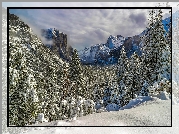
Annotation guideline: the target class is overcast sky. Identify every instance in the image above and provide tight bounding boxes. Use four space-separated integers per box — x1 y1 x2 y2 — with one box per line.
4 2 176 50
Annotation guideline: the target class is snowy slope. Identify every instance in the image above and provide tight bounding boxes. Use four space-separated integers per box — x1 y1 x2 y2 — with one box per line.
22 96 171 127
9 98 176 134
3 93 178 134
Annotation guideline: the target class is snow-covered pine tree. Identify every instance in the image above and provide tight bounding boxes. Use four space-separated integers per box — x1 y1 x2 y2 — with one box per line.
117 46 131 106
138 53 149 96
9 47 39 126
154 9 171 82
103 90 110 107
141 9 170 86
25 72 39 124
82 65 94 100
166 10 172 82
118 80 130 107
69 49 85 98
166 10 172 51
128 52 140 99
60 62 71 98
156 10 171 82
142 9 158 85
139 80 149 96
117 46 129 82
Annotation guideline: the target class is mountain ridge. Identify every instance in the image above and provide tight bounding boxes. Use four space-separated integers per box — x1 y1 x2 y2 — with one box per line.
78 16 171 66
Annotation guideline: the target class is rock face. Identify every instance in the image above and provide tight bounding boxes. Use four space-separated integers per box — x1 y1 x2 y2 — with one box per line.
79 16 171 66
79 34 142 66
9 14 64 71
41 28 73 61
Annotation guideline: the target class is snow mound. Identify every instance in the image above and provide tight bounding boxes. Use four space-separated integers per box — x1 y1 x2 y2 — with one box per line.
36 113 48 123
120 96 157 110
95 103 102 110
96 107 107 113
106 103 120 111
158 91 170 100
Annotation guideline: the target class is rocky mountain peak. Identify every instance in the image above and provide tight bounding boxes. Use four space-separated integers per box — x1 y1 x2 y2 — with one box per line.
41 28 73 61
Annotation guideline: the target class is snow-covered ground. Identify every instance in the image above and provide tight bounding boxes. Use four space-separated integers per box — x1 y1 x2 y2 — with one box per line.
29 98 171 126
12 95 178 134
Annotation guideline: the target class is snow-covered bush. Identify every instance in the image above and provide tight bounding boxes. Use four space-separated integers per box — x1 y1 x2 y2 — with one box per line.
94 99 104 111
148 86 155 94
38 96 96 122
96 107 107 113
157 78 171 94
120 96 154 110
37 113 48 123
83 99 95 115
148 80 171 100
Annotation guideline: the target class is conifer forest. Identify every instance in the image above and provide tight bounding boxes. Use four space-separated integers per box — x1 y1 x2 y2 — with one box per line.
8 8 172 126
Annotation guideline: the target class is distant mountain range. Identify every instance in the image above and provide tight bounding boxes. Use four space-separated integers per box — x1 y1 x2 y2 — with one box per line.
34 11 177 66
78 16 171 66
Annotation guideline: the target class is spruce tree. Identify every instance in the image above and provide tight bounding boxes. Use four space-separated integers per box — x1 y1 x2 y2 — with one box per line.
139 80 149 96
138 53 149 96
128 52 140 99
142 9 170 86
60 62 71 98
118 80 130 107
117 46 129 82
9 48 39 126
69 49 85 98
143 9 158 85
160 10 171 82
154 9 170 82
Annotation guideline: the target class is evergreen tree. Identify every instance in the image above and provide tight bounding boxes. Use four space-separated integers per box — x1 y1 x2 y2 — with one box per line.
139 80 149 96
118 80 130 107
138 53 149 95
142 9 170 85
69 49 85 98
154 9 170 81
9 48 39 126
128 52 140 99
103 85 111 107
117 46 129 82
160 10 171 82
142 9 158 85
60 62 71 98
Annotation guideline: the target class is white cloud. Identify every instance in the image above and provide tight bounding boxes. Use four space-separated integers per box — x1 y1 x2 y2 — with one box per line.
6 2 174 50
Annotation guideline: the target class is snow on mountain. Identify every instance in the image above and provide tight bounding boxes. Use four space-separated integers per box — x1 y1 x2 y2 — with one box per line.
106 35 125 49
79 34 125 65
79 15 171 66
41 28 73 61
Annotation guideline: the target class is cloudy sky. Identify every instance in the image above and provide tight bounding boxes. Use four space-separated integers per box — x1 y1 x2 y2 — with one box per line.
3 2 176 50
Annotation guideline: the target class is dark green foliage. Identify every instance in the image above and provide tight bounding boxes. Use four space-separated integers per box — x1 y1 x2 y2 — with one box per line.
9 9 171 126
69 49 85 97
